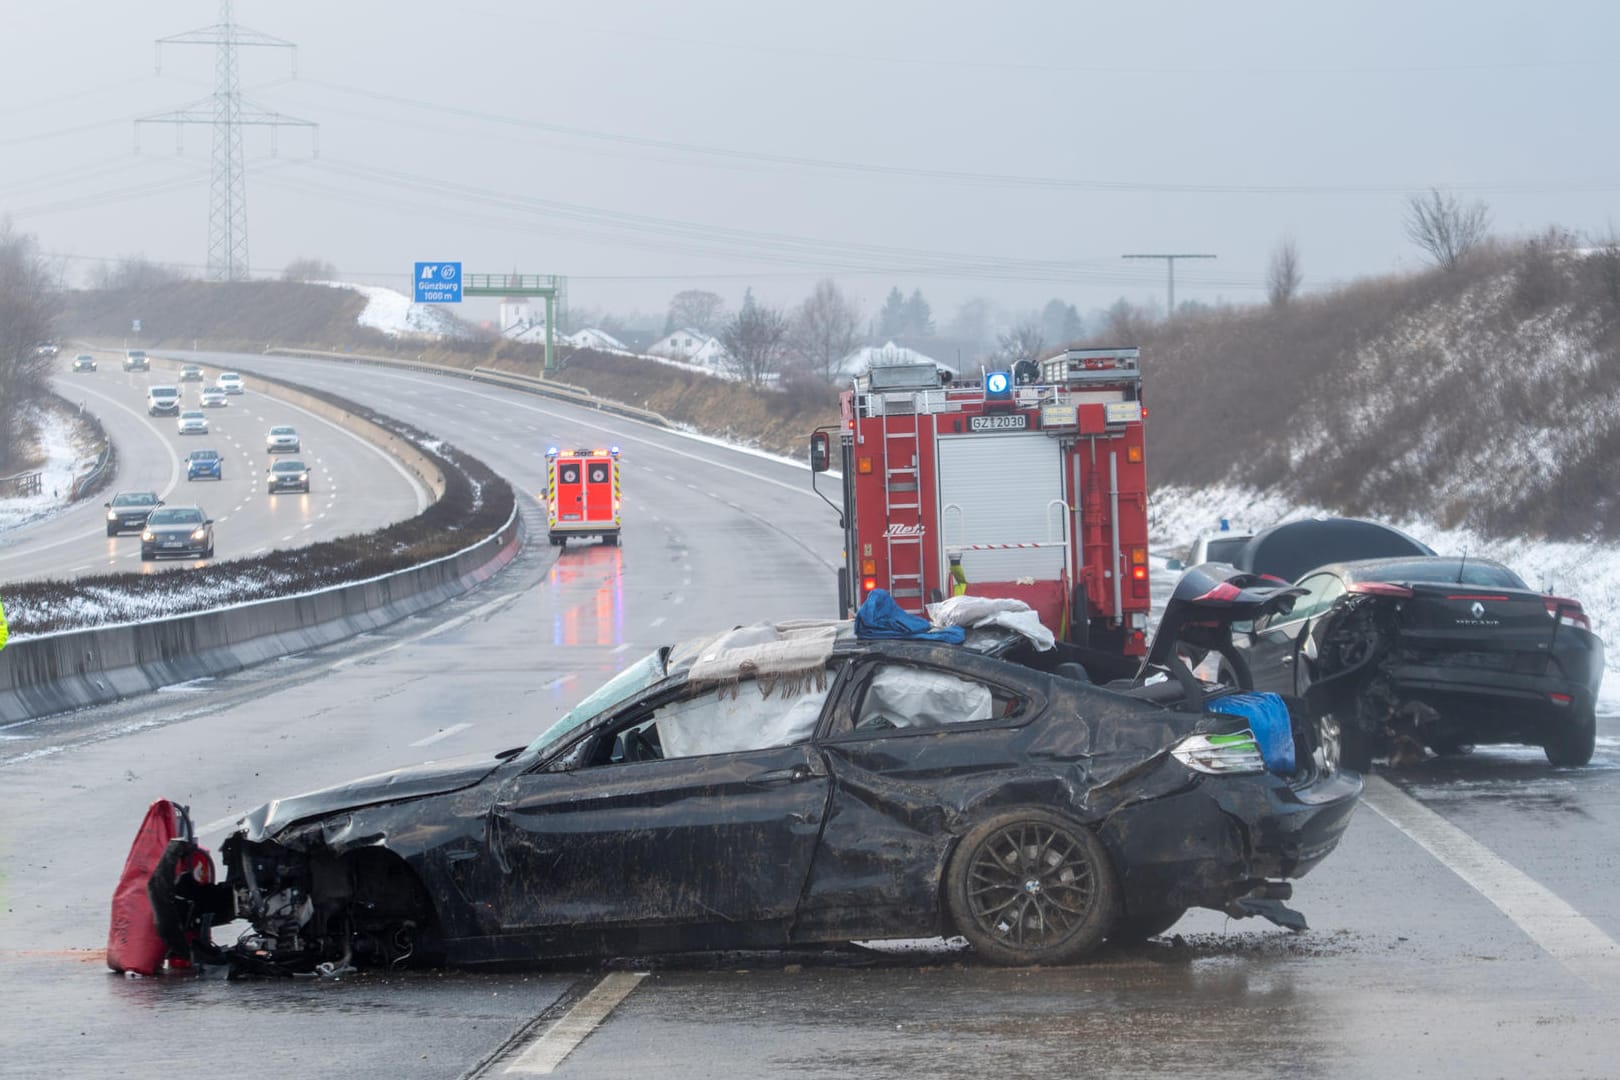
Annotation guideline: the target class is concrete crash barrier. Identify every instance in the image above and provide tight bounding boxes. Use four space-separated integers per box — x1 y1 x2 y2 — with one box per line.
261 347 672 429
0 506 520 723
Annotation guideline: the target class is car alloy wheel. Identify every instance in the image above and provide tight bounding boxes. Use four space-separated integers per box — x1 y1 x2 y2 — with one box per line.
946 808 1117 965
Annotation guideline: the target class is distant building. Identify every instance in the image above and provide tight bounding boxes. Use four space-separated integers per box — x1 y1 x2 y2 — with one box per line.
565 328 628 352
498 298 549 343
648 328 717 361
839 340 951 379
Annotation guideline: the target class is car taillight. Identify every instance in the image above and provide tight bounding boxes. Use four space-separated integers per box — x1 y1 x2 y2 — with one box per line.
1348 581 1414 598
1195 581 1242 603
1544 597 1590 631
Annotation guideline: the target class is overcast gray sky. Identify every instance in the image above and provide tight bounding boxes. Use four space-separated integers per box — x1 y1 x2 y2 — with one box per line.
4 0 1617 328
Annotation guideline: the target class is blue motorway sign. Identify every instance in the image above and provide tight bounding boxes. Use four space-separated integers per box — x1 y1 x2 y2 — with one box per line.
413 261 462 303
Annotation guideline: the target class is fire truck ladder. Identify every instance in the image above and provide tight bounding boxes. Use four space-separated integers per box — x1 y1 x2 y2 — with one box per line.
881 402 926 613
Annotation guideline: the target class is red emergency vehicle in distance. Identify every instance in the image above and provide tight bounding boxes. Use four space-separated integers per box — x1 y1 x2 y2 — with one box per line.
810 348 1151 656
546 446 621 547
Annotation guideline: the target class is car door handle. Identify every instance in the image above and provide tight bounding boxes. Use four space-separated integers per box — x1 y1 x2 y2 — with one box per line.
1280 655 1294 665
753 765 815 785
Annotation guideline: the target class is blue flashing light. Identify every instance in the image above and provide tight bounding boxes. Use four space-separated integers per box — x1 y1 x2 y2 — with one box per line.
546 446 560 457
985 370 1012 399
610 445 621 456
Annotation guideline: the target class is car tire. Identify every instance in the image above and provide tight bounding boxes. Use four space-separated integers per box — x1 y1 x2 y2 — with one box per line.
204 542 214 559
944 808 1118 966
106 525 118 537
1108 904 1188 944
140 548 153 562
1544 707 1596 767
1338 722 1374 772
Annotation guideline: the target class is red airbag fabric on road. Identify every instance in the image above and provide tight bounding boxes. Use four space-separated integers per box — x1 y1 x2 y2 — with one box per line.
107 799 210 975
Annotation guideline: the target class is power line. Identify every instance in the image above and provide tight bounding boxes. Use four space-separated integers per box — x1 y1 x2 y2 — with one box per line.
1122 254 1218 316
137 0 316 282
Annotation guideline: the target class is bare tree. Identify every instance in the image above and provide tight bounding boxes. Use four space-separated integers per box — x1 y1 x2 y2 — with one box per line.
89 255 186 290
789 279 862 380
995 320 1046 364
1267 236 1303 307
0 222 61 471
665 289 726 334
719 290 791 385
1403 188 1491 270
282 257 338 281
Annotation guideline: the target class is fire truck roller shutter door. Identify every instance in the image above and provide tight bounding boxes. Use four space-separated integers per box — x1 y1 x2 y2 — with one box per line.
935 434 1065 585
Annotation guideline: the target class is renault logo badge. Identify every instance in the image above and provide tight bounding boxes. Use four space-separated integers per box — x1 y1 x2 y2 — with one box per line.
1470 601 1485 619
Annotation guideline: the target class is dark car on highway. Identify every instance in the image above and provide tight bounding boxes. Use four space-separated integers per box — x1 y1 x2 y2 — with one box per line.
104 491 162 536
186 449 223 481
140 505 214 561
71 353 97 373
152 573 1359 976
1241 556 1603 768
266 459 310 494
123 349 149 372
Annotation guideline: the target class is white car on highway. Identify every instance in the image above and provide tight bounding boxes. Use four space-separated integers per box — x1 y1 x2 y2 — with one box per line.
200 386 228 407
266 425 301 453
218 372 245 394
177 411 209 435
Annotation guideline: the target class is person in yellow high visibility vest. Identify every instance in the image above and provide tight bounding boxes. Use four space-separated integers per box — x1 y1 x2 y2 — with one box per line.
949 554 968 597
0 596 8 651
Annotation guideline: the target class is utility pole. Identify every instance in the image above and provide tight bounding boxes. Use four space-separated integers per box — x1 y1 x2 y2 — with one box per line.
138 0 317 282
1121 253 1216 320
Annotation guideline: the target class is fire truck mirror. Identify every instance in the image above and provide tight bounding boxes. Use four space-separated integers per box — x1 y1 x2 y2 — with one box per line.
809 432 831 473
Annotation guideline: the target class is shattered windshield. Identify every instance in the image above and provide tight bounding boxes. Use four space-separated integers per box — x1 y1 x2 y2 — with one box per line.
524 649 667 758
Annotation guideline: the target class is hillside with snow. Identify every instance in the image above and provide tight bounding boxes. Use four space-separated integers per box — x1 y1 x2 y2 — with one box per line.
1135 238 1620 542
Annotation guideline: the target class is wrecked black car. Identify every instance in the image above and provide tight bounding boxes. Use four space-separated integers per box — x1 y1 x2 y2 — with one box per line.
161 572 1360 974
1242 556 1604 768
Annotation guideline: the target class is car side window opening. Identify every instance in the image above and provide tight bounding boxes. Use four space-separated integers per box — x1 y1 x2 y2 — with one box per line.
850 665 1020 734
1266 573 1341 628
592 675 833 766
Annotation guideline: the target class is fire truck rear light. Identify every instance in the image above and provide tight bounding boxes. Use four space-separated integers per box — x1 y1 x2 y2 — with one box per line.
861 559 876 575
862 577 878 593
1132 580 1149 598
1127 445 1143 463
1131 565 1147 581
1130 547 1146 565
857 457 873 475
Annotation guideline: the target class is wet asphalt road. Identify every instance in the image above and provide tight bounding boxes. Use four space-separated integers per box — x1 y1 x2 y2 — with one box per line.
2 353 1618 1079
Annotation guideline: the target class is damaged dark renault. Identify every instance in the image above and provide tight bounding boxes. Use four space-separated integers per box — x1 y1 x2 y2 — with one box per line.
161 572 1361 974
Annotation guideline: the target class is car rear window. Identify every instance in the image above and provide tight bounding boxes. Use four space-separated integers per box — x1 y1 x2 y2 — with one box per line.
113 493 157 507
1364 559 1526 589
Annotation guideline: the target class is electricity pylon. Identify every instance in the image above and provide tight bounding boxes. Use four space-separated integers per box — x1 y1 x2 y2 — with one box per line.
138 0 317 282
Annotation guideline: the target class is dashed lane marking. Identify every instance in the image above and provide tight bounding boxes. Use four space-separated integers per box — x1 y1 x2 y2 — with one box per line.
503 972 647 1075
648 616 666 628
1362 775 1620 993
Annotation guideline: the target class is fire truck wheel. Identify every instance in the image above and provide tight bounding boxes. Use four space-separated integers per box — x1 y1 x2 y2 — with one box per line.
603 533 619 547
548 534 564 547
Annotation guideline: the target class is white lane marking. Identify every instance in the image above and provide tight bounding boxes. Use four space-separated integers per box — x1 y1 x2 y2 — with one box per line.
671 595 685 606
330 591 522 669
648 616 666 628
1362 775 1620 993
611 642 634 654
541 675 577 690
67 564 90 572
504 972 647 1075
198 814 243 838
410 722 473 747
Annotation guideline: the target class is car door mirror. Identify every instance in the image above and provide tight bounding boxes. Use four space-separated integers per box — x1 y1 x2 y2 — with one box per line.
1165 558 1185 572
809 431 831 473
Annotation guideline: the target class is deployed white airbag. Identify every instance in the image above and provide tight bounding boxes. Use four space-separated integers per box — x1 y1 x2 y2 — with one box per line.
860 667 992 730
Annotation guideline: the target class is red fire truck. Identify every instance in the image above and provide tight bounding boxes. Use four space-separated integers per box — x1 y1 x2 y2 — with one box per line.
810 348 1151 655
546 446 622 547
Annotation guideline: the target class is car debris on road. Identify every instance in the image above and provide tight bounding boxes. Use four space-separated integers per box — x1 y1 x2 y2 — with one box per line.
120 572 1360 977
